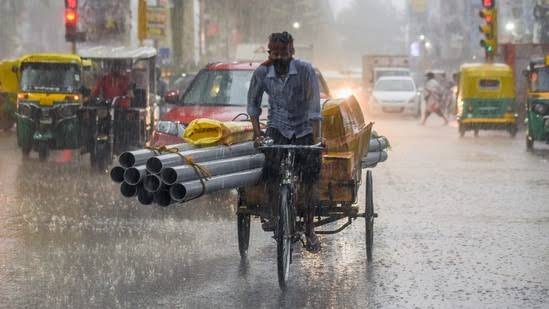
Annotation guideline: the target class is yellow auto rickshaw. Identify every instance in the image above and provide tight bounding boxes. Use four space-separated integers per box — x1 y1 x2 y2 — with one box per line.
0 58 20 131
456 63 518 137
14 53 87 160
524 56 549 150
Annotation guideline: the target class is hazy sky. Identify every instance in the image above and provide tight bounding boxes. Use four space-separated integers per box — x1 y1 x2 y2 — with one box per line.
329 0 405 17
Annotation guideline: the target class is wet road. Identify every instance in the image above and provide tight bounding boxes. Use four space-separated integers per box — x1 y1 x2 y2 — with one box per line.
0 117 548 308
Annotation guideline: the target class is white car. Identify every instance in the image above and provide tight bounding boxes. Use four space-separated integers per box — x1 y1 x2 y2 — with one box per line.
369 76 420 116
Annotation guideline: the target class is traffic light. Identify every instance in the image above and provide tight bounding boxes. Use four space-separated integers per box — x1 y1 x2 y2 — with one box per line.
64 0 78 42
482 0 495 9
479 0 497 59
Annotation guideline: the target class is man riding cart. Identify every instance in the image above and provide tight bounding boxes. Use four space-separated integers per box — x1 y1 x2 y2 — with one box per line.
79 46 158 170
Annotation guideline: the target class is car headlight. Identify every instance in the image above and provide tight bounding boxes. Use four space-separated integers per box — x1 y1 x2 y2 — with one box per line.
334 88 353 99
156 120 185 136
534 103 549 115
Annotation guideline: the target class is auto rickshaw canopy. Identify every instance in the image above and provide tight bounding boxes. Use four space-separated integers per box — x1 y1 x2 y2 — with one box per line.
78 46 157 61
18 53 84 65
458 63 515 99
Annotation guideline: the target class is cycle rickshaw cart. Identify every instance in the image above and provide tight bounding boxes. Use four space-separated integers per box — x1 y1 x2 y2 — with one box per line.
236 96 379 289
78 46 158 170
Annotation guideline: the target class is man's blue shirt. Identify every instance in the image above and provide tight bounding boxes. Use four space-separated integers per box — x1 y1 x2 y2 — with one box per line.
247 59 321 139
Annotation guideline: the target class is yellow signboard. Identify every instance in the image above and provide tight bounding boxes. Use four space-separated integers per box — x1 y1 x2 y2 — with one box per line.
411 0 427 13
138 0 169 41
146 6 168 40
138 0 147 42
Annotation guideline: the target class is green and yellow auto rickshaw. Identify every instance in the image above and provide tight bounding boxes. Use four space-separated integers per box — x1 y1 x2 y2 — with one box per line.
0 59 19 131
524 56 549 150
14 53 86 160
456 63 518 137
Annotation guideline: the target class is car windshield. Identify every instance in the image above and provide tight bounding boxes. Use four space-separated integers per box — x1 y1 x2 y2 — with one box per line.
20 63 80 93
182 70 262 106
374 79 415 92
530 67 549 92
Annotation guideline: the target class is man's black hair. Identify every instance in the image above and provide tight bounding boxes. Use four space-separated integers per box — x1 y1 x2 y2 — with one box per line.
268 31 293 45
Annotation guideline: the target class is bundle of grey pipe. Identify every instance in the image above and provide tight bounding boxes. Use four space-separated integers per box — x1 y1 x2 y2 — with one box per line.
110 142 264 207
362 136 390 168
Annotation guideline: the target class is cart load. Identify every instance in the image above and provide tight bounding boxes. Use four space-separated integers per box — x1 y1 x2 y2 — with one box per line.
182 118 255 146
109 95 390 207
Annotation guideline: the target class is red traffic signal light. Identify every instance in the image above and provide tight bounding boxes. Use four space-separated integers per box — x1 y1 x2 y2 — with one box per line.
479 9 494 24
65 0 77 9
482 0 495 8
65 8 77 26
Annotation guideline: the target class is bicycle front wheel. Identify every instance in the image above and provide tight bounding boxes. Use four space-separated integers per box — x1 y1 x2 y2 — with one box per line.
277 185 292 290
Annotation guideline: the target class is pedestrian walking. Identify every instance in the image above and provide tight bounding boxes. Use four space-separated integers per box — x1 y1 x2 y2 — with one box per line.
422 72 448 125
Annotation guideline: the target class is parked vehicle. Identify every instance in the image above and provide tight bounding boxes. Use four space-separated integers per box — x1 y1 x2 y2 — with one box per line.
524 56 549 149
12 53 87 160
456 63 518 137
369 76 420 116
362 54 410 90
151 61 331 146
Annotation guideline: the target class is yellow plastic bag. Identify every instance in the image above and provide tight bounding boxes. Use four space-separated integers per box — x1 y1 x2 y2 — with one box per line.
182 118 255 146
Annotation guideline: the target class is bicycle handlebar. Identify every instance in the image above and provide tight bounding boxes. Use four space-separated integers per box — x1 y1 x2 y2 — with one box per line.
258 142 324 151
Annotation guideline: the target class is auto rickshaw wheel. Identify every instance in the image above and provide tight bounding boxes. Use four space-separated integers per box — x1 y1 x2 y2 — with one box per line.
507 125 518 138
237 213 251 259
38 144 49 162
458 124 466 138
91 142 111 172
526 134 534 150
21 147 31 160
365 170 374 262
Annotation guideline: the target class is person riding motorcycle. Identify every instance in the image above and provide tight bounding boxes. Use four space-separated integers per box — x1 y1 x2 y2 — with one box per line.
91 61 133 107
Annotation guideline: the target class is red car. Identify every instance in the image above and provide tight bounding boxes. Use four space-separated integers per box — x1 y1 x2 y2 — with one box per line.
150 61 331 146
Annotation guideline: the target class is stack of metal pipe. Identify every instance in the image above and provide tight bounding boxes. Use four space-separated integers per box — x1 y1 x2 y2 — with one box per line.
110 142 264 207
362 135 390 168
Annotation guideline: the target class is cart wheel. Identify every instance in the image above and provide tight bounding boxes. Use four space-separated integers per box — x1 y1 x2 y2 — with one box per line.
365 170 374 262
277 185 292 290
237 213 250 259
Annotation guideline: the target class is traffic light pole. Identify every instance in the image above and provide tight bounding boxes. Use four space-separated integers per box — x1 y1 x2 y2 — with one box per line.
71 41 76 54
